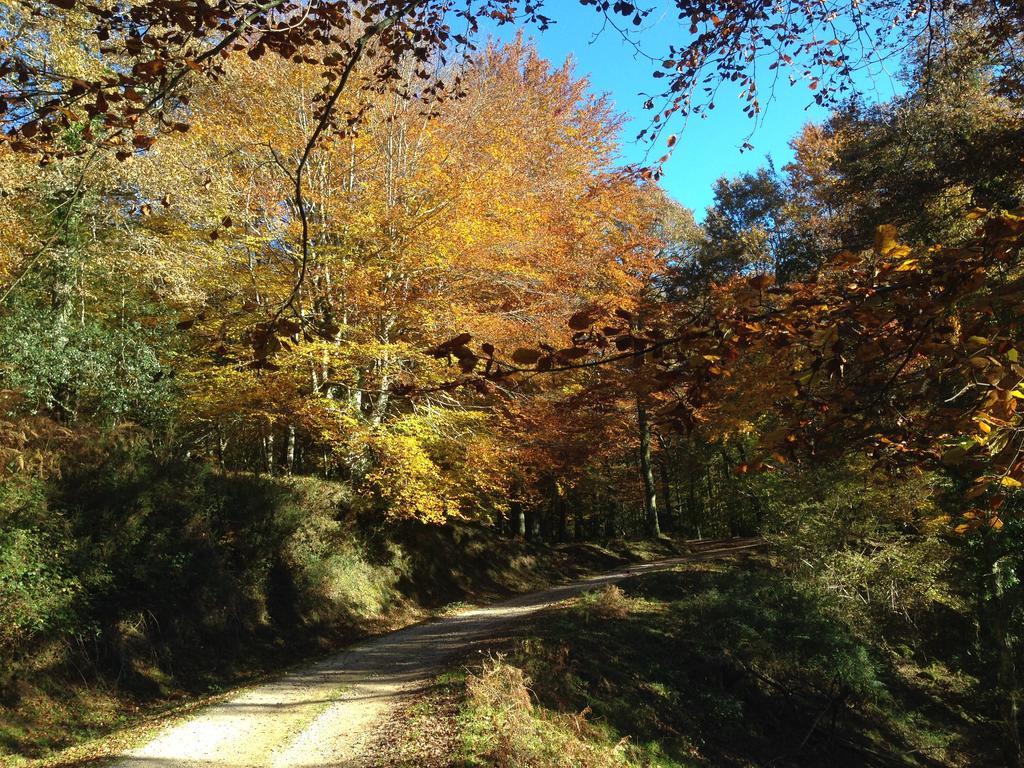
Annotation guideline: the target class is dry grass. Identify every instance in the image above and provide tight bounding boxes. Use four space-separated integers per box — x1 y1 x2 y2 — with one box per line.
460 656 629 768
577 585 631 621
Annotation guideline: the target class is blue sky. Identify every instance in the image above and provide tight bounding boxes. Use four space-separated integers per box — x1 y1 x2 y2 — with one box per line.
490 3 902 216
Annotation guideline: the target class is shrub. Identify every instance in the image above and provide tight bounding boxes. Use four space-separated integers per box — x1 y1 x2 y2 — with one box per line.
0 476 83 659
503 562 978 767
460 656 628 768
0 526 81 657
761 458 963 645
284 504 407 622
0 454 425 684
576 584 631 621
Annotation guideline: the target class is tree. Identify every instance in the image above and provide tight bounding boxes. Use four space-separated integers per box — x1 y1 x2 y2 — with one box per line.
5 0 1013 154
111 38 659 520
786 27 1024 249
701 167 819 283
636 396 661 537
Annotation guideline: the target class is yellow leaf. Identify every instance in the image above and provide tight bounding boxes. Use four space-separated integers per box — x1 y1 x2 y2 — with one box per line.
874 224 913 260
874 224 898 255
1000 476 1022 488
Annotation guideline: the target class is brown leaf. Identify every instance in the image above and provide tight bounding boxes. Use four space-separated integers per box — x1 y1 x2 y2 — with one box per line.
568 306 602 330
132 60 167 78
427 333 473 358
556 347 590 361
511 348 543 365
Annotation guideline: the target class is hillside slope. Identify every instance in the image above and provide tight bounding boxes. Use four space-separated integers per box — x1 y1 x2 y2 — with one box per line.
1 470 687 764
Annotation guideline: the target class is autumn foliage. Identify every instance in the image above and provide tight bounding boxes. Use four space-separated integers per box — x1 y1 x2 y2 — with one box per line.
5 0 1024 761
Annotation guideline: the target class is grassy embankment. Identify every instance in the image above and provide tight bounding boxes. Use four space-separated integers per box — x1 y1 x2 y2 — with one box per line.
380 553 991 768
0 462 684 766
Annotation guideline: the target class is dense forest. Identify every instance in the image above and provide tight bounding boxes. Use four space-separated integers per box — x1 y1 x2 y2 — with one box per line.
3 0 1024 766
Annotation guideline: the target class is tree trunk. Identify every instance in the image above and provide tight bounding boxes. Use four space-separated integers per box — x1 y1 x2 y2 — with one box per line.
658 456 675 532
514 501 527 539
531 509 542 541
687 462 698 537
264 428 275 475
995 599 1023 768
604 497 617 539
637 398 661 537
216 427 228 469
555 487 568 542
285 424 296 475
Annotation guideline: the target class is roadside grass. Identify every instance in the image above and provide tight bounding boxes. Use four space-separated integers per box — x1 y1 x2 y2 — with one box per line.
447 557 986 768
0 673 275 768
460 655 630 768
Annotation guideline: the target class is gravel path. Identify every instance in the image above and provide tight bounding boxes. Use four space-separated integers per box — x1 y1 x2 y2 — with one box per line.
112 538 761 768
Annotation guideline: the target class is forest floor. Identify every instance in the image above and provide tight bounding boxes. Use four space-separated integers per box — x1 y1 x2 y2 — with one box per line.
39 539 763 768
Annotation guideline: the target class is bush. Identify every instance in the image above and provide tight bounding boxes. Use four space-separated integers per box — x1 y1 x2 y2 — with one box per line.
0 527 81 657
0 452 415 695
0 476 83 660
284 488 407 623
503 563 975 766
760 458 963 645
460 656 628 768
576 584 631 621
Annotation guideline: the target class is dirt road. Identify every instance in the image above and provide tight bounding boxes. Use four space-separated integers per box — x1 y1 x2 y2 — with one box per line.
112 538 761 768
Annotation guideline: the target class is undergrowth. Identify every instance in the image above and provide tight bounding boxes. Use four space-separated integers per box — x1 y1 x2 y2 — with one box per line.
453 558 989 768
460 656 629 768
0 457 685 762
